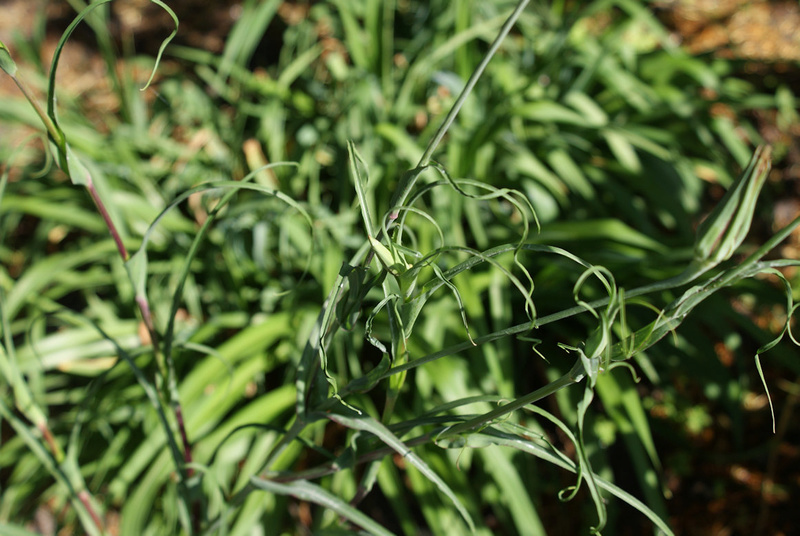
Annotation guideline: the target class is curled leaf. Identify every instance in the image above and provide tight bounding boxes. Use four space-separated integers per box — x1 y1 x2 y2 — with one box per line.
141 1 179 91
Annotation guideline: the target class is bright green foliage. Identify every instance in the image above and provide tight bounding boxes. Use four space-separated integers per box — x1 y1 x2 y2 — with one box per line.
1 1 799 535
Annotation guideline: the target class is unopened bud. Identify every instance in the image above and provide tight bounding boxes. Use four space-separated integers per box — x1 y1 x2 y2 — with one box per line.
693 145 772 267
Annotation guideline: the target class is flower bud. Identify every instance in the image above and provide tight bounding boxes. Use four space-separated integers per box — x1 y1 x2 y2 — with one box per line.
0 40 18 76
693 145 772 267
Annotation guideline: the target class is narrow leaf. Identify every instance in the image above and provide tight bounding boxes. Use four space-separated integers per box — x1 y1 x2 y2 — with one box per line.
141 1 179 90
250 478 396 536
349 141 376 239
328 409 476 533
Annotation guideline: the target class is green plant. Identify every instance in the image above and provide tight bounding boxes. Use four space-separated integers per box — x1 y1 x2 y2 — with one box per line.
1 1 798 534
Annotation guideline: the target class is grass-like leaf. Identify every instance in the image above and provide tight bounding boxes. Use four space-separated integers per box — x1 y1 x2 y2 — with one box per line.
250 477 396 536
327 408 476 533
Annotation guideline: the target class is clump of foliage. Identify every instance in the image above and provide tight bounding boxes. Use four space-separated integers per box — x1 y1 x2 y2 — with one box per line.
1 1 798 534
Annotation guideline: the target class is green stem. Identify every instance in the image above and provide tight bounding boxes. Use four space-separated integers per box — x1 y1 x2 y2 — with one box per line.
416 0 530 169
388 0 531 216
9 74 64 147
354 214 800 390
435 360 584 441
336 261 706 391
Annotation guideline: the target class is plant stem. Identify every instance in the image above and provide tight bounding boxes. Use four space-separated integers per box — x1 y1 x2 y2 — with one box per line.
417 0 530 169
435 360 583 441
338 262 705 389
86 179 129 261
9 74 64 147
388 0 532 217
77 490 105 534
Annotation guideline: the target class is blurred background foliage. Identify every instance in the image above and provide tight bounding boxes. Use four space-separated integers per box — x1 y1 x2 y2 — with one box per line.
1 0 799 534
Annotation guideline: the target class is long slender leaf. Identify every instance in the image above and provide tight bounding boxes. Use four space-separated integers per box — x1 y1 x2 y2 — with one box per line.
326 409 476 533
